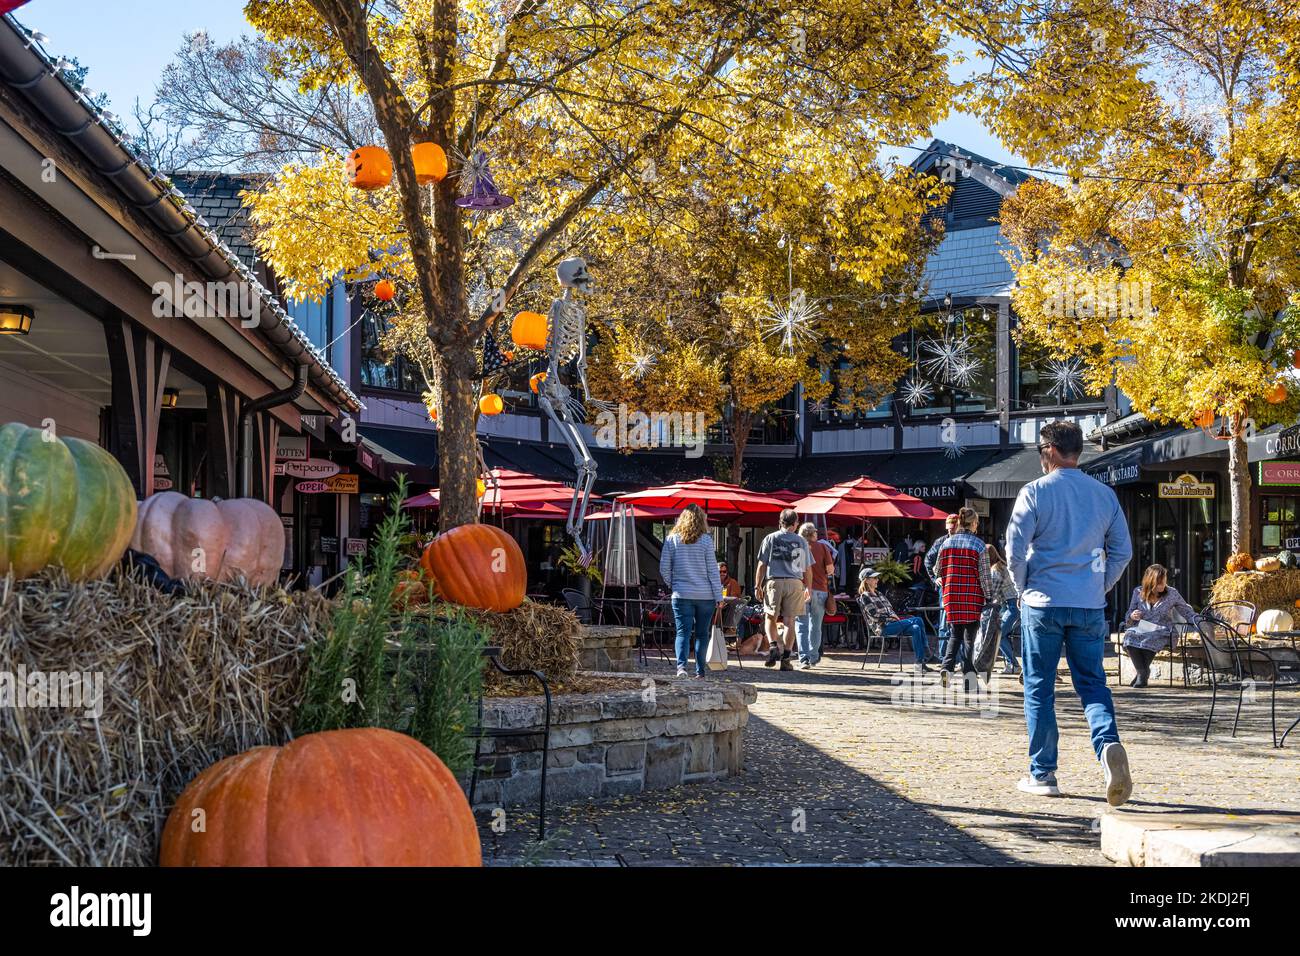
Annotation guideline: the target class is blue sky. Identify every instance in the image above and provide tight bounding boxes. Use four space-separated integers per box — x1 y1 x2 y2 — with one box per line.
11 0 1027 171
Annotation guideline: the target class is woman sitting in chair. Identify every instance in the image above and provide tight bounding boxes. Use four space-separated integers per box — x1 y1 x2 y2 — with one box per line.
859 568 934 671
1122 563 1195 688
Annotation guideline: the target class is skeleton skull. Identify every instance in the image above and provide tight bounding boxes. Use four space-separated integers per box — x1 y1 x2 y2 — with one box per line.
557 257 592 294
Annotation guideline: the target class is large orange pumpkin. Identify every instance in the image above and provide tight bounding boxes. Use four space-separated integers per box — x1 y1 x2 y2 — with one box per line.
160 728 480 866
420 523 526 612
479 393 504 416
511 311 549 350
346 146 392 190
412 142 448 185
131 491 283 586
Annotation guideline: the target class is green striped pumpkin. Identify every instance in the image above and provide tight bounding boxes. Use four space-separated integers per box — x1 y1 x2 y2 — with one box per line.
0 421 137 581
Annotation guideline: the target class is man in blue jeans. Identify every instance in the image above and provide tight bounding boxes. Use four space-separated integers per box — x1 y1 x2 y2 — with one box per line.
1005 420 1134 805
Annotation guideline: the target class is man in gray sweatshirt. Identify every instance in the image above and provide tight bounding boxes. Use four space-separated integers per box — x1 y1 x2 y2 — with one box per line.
1005 420 1134 806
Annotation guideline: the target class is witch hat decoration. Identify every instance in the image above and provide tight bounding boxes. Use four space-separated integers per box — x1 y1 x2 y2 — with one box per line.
455 151 515 211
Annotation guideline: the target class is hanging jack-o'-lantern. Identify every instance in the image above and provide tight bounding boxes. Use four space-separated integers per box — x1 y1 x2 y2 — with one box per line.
347 146 392 190
479 393 504 416
412 142 448 185
511 311 549 350
1193 409 1215 428
529 372 547 394
476 479 487 498
426 404 438 423
1265 382 1289 404
374 279 396 302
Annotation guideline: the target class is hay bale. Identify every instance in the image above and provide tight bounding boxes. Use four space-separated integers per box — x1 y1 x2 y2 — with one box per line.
1208 569 1300 614
461 601 581 694
0 568 328 866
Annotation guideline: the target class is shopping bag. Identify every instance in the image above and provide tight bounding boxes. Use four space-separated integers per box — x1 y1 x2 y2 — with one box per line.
706 608 729 671
971 602 1002 675
825 593 838 616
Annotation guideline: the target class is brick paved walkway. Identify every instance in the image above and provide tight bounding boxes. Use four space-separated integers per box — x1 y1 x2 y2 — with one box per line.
481 651 1300 865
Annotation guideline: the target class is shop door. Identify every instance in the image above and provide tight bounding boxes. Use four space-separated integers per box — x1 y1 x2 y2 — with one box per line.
1152 490 1219 608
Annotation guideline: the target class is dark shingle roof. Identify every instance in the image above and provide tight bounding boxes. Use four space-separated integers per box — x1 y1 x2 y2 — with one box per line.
168 171 269 267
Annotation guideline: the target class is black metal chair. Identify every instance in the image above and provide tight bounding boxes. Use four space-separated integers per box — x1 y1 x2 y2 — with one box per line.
1195 609 1297 748
562 587 593 624
719 600 745 668
468 647 552 841
858 601 896 670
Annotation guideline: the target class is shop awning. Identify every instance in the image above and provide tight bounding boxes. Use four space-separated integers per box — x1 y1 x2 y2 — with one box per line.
1082 440 1151 487
871 449 999 501
357 425 437 485
964 445 1102 499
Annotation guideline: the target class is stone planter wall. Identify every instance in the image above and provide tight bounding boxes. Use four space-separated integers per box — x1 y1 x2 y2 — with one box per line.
577 625 638 673
470 675 757 809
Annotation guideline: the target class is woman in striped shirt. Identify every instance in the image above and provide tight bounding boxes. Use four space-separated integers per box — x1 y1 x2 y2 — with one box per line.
935 506 994 687
659 504 723 678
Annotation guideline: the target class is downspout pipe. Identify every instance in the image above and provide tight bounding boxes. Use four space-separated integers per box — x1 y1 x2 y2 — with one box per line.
239 364 309 499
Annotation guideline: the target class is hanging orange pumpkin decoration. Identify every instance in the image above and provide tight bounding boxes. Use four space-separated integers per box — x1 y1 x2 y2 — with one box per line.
1193 409 1215 429
419 524 526 612
503 350 515 362
346 146 392 190
1265 382 1288 404
476 478 487 498
412 142 448 185
1293 349 1300 369
479 393 504 416
426 404 438 422
529 371 547 393
374 279 396 302
511 311 549 350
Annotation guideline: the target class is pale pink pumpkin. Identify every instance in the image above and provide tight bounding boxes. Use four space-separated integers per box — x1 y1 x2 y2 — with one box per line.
132 491 284 586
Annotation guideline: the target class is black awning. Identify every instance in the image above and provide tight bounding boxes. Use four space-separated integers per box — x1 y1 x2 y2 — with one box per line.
358 425 438 486
966 445 1106 499
1082 440 1148 487
871 448 999 501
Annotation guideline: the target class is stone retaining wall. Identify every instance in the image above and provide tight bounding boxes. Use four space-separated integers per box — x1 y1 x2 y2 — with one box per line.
471 675 757 808
577 625 638 673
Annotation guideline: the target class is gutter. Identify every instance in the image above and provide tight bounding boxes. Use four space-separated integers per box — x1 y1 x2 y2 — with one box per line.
0 16 361 414
240 363 308 498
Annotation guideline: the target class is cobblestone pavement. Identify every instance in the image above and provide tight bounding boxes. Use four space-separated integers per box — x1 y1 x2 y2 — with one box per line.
481 651 1300 865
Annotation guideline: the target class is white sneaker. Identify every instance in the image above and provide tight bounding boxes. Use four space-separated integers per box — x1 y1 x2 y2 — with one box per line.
1102 742 1132 807
1016 775 1061 796
675 665 688 678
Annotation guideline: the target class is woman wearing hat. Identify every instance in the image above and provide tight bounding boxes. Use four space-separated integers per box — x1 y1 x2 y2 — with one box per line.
858 567 933 670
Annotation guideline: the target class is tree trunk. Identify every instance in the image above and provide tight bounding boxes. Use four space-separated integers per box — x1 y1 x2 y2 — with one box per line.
730 410 752 487
1227 429 1252 554
435 348 479 531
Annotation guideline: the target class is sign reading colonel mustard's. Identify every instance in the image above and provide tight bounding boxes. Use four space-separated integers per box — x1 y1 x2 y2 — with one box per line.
1157 473 1214 499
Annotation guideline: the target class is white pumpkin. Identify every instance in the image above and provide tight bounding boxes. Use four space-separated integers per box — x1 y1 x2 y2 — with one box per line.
1256 608 1293 634
131 491 284 586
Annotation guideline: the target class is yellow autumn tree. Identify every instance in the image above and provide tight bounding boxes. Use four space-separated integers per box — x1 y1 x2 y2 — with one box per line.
239 0 959 530
981 0 1300 551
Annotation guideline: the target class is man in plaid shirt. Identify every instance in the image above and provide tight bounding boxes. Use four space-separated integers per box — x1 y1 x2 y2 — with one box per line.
934 506 993 686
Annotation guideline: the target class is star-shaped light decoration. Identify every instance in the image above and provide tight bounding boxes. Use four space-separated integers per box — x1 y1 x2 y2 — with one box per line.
620 351 657 380
943 438 966 459
1044 357 1085 402
467 278 491 318
921 335 980 386
901 377 933 408
809 398 829 416
762 289 822 352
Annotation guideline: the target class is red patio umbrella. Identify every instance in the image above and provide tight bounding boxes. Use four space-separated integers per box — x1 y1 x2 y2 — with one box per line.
791 477 949 522
615 477 790 518
404 468 603 517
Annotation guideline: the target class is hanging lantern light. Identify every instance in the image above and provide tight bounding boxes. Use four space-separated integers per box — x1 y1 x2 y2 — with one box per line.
511 310 549 350
374 279 396 302
0 304 34 335
479 393 505 415
346 146 392 190
529 371 547 393
1265 382 1289 404
412 142 448 185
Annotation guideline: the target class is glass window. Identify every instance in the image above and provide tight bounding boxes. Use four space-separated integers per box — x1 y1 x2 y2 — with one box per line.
811 360 893 423
1013 335 1102 411
285 290 332 357
1259 494 1300 552
359 308 423 393
905 309 997 416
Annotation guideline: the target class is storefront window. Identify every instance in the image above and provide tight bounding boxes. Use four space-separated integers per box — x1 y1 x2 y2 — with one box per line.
359 308 423 393
1012 336 1102 411
1259 494 1300 552
906 310 997 416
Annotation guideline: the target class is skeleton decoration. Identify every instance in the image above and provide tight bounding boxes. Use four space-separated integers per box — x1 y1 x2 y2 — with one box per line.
538 257 600 561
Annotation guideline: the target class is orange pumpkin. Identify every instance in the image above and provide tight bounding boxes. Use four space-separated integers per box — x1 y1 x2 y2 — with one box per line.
476 478 487 498
160 728 480 866
1293 350 1300 369
420 523 526 612
427 404 438 422
394 568 431 607
1265 382 1288 404
374 279 396 301
412 142 448 185
132 491 283 586
511 311 549 350
346 145 392 190
1193 409 1215 428
529 371 547 393
479 393 504 415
